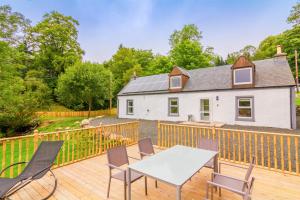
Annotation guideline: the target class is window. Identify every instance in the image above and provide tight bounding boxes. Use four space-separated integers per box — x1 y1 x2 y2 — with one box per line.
236 97 254 121
200 99 210 121
127 100 134 115
168 98 179 116
170 76 182 89
233 68 252 85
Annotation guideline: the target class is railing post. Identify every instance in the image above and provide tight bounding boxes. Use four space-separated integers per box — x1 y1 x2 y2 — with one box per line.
157 121 160 147
33 130 39 151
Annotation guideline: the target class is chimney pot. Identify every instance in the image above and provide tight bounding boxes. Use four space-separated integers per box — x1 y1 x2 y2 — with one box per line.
274 44 287 59
277 45 282 54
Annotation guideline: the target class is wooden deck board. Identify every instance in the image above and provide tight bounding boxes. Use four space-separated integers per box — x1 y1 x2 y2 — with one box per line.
12 145 300 200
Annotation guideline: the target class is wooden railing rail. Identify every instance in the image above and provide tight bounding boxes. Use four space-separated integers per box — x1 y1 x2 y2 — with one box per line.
36 108 117 117
0 121 139 178
157 122 300 176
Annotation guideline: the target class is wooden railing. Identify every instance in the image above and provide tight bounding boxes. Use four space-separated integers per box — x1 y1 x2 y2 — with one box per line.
0 121 139 178
36 108 117 117
157 122 300 176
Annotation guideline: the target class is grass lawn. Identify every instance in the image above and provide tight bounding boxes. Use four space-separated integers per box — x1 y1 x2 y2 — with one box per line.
37 116 86 133
296 92 300 106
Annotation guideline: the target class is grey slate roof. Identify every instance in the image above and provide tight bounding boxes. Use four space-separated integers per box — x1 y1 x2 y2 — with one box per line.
118 57 295 96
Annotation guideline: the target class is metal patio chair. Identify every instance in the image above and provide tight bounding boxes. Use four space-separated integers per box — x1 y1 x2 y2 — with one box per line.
106 145 147 200
0 141 64 200
197 138 219 171
138 138 158 188
205 156 256 200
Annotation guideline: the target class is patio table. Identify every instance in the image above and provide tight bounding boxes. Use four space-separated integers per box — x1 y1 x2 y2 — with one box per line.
128 145 218 200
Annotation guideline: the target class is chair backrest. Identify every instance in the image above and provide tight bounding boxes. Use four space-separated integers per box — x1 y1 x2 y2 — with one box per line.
107 145 129 167
138 138 154 158
20 141 64 180
244 156 256 181
197 138 218 151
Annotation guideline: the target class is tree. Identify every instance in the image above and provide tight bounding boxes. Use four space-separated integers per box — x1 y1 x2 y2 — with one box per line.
226 45 257 64
145 55 174 75
169 24 202 48
26 11 84 91
169 24 212 69
170 40 211 69
56 62 111 117
0 5 31 46
104 46 154 94
0 41 50 136
287 2 300 26
253 35 281 60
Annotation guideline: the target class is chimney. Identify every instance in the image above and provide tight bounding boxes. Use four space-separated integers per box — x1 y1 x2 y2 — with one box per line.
274 45 287 59
133 71 137 80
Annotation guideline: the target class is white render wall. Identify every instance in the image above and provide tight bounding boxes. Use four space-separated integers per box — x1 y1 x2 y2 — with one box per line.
118 87 293 129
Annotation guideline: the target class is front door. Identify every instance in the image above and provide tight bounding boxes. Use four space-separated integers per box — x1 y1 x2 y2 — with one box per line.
200 99 210 121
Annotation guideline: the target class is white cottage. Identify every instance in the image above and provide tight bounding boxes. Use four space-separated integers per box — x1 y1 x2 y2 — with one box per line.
117 47 296 129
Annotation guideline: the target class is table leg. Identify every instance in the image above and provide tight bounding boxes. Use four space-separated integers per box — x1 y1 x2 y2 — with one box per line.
214 154 218 173
176 185 181 200
128 168 131 200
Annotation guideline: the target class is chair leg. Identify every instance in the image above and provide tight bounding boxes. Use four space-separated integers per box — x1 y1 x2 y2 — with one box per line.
124 182 127 200
107 177 111 198
206 183 209 200
155 180 158 188
211 184 213 200
144 176 148 195
219 187 221 197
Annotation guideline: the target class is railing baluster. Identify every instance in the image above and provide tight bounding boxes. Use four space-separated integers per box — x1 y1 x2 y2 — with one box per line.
243 132 246 163
261 135 264 167
10 140 14 178
295 137 299 174
288 136 291 172
233 131 236 162
267 135 270 169
280 135 284 172
238 132 241 163
274 135 277 170
2 141 6 177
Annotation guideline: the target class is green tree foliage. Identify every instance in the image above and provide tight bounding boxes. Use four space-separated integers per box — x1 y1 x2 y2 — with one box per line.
0 5 31 46
26 11 84 90
169 24 212 69
0 42 51 136
226 45 256 64
56 62 111 117
169 24 202 48
104 46 154 94
253 35 281 60
145 55 174 75
287 2 300 26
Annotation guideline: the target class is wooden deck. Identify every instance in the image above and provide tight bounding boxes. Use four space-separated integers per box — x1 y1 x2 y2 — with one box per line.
11 145 300 200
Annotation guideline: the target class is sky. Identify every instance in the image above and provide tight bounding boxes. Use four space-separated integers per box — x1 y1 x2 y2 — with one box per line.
1 0 297 62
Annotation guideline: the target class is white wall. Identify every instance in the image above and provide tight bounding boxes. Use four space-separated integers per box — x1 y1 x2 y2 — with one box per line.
118 87 293 129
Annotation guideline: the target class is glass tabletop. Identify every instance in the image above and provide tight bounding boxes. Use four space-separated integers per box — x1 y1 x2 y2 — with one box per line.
128 145 218 186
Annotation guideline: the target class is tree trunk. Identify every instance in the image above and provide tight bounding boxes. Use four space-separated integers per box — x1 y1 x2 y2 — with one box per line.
88 99 92 118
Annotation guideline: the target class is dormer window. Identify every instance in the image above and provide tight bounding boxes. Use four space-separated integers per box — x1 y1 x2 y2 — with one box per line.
231 56 255 88
233 68 252 85
170 76 182 89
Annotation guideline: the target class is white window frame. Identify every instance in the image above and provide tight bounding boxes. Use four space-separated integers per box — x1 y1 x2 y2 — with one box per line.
168 98 179 116
236 97 254 121
200 98 210 121
170 76 182 89
126 99 134 115
233 68 253 85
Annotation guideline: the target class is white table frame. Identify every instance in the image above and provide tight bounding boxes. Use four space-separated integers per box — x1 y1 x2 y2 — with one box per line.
128 145 218 200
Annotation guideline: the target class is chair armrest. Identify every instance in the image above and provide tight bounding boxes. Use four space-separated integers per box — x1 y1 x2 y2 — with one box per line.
207 180 247 196
219 161 248 173
106 163 126 172
212 172 249 183
0 162 28 176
